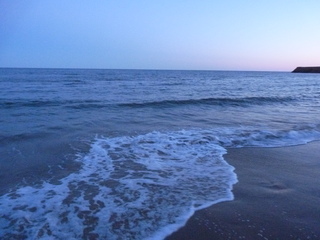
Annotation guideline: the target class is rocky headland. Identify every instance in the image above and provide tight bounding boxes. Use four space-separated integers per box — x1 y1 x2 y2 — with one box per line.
292 66 320 73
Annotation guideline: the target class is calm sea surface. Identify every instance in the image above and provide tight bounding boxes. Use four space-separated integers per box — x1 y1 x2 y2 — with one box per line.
1 68 320 239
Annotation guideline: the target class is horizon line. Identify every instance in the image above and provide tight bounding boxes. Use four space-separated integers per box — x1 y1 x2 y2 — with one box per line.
0 67 289 72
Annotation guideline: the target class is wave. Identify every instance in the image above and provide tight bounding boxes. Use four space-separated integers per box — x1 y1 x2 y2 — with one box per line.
0 96 296 110
0 130 237 240
1 125 320 239
119 96 296 108
204 124 320 148
0 99 102 109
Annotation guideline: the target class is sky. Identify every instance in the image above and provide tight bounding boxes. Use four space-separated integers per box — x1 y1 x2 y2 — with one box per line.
0 1 319 71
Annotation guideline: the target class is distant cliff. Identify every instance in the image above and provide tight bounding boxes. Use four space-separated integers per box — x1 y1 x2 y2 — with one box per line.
292 67 320 73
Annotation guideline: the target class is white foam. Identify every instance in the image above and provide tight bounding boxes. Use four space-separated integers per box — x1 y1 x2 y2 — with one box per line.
0 130 237 239
1 125 320 239
211 125 320 148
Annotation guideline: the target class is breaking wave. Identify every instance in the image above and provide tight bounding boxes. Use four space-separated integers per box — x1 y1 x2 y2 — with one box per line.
1 125 320 239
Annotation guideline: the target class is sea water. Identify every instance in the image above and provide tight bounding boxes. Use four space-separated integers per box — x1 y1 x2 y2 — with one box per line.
1 69 320 239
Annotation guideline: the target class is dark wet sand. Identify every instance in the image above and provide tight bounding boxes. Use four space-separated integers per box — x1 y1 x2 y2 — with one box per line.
166 141 320 240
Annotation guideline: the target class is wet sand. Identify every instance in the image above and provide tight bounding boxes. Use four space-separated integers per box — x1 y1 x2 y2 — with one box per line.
166 141 320 240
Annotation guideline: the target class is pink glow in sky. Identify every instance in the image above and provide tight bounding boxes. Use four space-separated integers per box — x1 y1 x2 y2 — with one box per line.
1 1 319 71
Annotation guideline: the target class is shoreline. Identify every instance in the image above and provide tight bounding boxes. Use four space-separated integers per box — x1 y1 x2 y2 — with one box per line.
166 141 320 239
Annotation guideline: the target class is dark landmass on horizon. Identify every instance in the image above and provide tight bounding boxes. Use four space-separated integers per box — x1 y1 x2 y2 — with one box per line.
292 66 320 73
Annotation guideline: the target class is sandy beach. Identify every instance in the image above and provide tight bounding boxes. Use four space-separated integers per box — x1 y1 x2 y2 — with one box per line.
166 141 320 240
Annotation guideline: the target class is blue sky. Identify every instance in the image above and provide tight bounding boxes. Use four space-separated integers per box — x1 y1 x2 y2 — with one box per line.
1 1 319 71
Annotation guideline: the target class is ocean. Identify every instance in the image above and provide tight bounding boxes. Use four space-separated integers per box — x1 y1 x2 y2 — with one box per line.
1 68 320 239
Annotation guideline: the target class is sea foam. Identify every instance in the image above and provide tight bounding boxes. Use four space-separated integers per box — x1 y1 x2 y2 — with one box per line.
1 126 320 239
0 130 237 240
